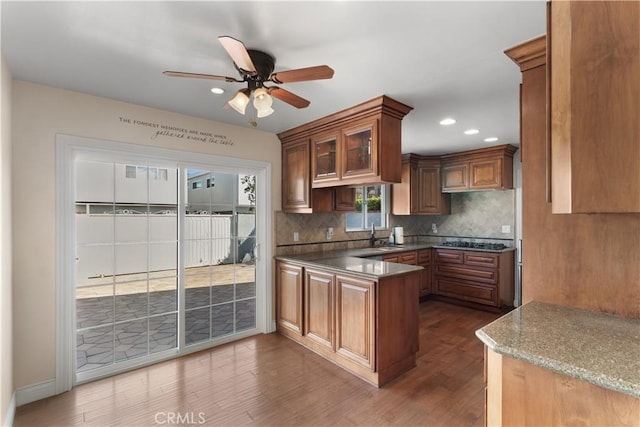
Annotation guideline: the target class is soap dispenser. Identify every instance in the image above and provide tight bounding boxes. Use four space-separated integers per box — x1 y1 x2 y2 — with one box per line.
388 230 395 246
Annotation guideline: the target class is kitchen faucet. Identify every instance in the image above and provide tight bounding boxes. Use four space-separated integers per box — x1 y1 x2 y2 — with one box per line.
370 223 376 247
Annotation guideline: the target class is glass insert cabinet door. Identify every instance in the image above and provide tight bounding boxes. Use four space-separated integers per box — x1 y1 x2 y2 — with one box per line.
342 121 377 179
311 133 339 184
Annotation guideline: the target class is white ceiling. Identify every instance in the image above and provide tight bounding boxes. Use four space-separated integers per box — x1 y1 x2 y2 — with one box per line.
1 1 546 155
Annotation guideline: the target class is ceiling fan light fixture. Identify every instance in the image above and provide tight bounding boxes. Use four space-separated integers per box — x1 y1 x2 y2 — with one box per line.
228 90 250 114
253 87 274 117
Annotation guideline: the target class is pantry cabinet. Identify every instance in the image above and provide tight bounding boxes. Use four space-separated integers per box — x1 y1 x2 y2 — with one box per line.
548 1 639 213
279 96 413 201
441 145 518 192
392 154 450 215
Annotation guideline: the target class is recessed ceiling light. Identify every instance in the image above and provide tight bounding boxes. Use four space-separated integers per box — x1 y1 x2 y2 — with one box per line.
210 87 225 94
484 137 499 142
439 118 456 126
464 129 479 135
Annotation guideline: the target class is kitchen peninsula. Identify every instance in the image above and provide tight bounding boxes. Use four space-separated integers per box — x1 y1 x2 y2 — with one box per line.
275 246 424 387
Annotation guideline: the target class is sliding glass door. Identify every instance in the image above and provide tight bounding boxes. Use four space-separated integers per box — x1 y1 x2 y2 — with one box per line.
74 158 259 381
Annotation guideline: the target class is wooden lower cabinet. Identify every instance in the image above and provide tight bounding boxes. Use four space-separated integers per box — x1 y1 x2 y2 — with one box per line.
276 259 420 387
417 249 432 296
304 268 335 349
383 249 431 297
434 249 514 311
335 274 376 370
485 348 640 426
276 261 303 334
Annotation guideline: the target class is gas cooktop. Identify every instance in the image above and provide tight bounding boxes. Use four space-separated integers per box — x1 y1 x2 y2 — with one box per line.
439 241 508 251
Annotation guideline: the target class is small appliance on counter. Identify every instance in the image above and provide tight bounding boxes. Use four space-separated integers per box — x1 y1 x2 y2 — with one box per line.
394 226 404 245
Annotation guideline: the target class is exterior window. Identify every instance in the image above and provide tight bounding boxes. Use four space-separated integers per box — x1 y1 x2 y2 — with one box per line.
345 185 388 231
206 177 215 188
125 165 136 179
192 180 202 189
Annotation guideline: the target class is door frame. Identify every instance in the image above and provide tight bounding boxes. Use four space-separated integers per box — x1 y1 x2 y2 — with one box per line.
55 134 273 393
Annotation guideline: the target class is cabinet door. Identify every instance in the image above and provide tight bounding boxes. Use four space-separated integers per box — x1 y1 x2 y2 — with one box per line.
333 187 356 212
416 165 449 213
304 268 335 350
341 120 378 180
282 140 311 213
417 249 432 296
469 158 502 190
311 132 340 186
335 275 376 370
276 262 304 334
549 1 640 214
442 163 468 192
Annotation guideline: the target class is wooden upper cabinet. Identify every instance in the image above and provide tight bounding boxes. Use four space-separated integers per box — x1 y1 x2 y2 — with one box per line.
282 139 312 213
441 145 518 192
341 119 377 181
311 132 340 185
279 95 413 190
392 154 451 215
442 163 469 192
549 1 640 213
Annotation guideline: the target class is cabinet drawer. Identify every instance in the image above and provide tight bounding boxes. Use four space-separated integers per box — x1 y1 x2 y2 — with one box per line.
434 278 498 306
436 264 498 284
398 251 418 265
464 252 499 268
435 250 464 264
417 249 431 265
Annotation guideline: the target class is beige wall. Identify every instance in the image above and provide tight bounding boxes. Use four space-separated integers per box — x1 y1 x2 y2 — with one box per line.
1 54 14 424
11 80 281 390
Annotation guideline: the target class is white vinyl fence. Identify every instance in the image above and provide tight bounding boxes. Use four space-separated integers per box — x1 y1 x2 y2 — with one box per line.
76 213 255 283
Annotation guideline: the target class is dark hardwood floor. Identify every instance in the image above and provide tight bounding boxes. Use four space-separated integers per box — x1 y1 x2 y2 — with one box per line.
14 300 500 426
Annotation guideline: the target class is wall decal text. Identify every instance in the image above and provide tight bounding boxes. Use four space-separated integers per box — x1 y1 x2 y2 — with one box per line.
118 117 234 146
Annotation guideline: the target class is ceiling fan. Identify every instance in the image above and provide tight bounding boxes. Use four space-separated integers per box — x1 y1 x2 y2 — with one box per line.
164 36 334 119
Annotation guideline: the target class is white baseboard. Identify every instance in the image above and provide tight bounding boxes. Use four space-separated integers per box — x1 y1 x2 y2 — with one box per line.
15 379 56 407
3 391 15 427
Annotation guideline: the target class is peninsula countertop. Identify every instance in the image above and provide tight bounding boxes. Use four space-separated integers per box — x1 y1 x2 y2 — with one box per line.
275 244 430 279
476 300 640 398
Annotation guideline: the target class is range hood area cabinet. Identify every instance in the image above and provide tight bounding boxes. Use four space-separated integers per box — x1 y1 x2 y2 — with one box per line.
440 144 518 192
391 154 451 215
279 95 413 213
548 1 639 214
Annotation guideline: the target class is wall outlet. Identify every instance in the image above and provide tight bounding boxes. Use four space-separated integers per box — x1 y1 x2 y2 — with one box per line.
501 225 511 234
326 227 333 240
431 223 438 233
293 231 299 242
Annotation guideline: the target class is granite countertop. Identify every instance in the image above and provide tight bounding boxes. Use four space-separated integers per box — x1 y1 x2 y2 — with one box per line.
476 300 640 398
275 244 428 279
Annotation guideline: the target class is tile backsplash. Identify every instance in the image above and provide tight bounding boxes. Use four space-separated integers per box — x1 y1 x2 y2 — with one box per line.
276 190 515 255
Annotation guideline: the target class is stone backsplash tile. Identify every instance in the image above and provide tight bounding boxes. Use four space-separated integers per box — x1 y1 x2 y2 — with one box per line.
275 190 515 256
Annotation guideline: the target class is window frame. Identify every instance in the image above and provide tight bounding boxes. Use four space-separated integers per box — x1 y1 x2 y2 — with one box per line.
345 184 389 232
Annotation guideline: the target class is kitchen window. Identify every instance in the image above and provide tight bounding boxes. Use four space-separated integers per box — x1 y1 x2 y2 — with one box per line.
345 184 389 231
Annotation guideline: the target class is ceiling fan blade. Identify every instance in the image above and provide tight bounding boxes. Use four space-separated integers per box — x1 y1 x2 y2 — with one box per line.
163 71 241 82
268 87 310 109
218 36 257 74
270 65 334 84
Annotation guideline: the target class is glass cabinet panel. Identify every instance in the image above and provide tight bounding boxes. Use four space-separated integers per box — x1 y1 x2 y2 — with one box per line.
312 134 339 183
343 125 374 176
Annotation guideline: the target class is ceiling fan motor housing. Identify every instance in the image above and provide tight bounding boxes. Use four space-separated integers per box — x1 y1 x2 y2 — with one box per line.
236 49 275 83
